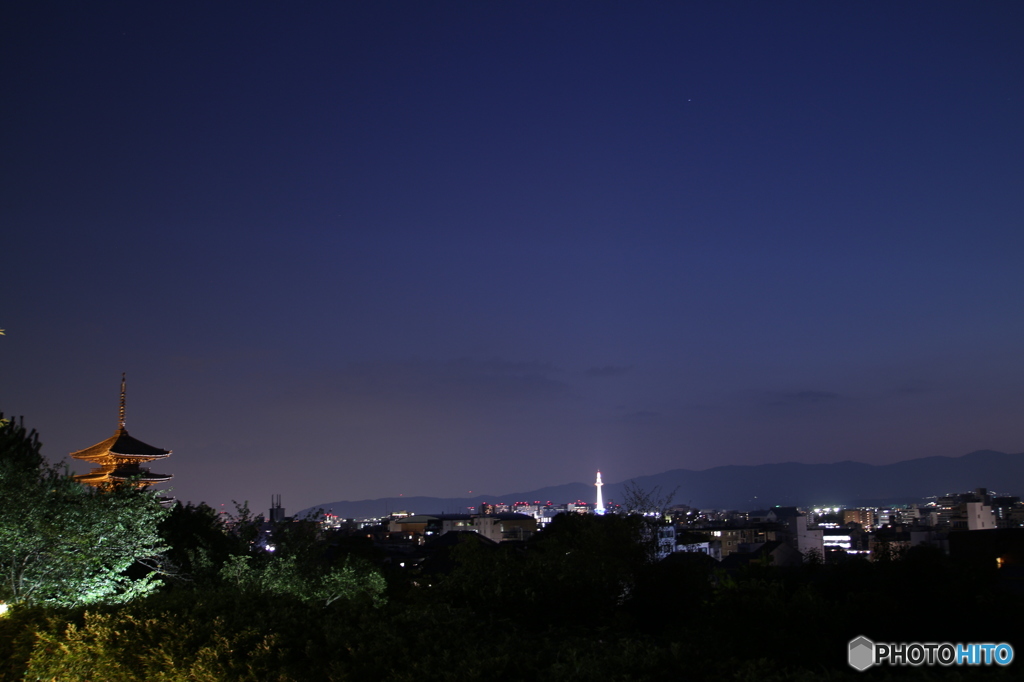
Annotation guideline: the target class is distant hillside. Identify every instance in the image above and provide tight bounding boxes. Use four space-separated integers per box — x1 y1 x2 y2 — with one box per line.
300 450 1024 520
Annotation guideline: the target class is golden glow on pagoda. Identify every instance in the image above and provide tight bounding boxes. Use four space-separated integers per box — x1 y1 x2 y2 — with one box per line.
70 374 172 489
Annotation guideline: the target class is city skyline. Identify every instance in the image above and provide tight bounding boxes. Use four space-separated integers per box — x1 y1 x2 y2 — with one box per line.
3 2 1024 512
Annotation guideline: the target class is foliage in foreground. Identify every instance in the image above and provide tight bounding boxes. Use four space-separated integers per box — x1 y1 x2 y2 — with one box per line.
218 553 386 607
5 561 1021 682
0 415 169 608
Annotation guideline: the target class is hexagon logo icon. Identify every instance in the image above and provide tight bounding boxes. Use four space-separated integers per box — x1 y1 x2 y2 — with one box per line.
848 636 875 671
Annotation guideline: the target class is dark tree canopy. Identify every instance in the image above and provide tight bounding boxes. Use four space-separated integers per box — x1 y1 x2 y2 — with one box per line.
0 414 169 608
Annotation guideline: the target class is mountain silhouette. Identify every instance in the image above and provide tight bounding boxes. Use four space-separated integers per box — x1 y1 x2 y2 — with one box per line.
299 450 1024 520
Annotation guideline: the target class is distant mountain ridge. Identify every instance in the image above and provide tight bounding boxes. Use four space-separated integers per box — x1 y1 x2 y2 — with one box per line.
300 450 1024 520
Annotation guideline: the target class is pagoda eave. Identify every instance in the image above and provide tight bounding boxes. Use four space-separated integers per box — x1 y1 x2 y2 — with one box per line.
109 473 172 483
71 451 171 464
74 473 113 483
109 451 172 460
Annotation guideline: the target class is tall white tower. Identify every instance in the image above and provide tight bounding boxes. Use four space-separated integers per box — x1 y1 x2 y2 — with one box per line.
594 470 605 515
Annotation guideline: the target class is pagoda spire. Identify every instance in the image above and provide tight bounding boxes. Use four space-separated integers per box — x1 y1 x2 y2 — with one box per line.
69 377 172 490
118 372 126 429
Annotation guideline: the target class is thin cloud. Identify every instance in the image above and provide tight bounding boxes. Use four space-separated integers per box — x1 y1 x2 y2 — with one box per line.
735 389 842 408
888 381 939 397
293 357 569 405
769 390 840 406
586 364 633 378
621 410 660 422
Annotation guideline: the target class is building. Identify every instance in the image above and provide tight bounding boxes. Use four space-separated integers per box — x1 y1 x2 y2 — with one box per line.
992 496 1024 529
708 527 778 558
387 512 536 543
69 375 172 492
269 495 287 523
388 514 435 538
932 489 996 529
655 523 676 560
842 508 877 530
675 530 722 561
474 513 537 543
767 507 824 560
719 540 803 570
868 527 914 561
955 501 997 531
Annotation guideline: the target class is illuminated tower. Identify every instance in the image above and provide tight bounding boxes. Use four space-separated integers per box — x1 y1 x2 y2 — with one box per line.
595 470 605 515
70 374 172 490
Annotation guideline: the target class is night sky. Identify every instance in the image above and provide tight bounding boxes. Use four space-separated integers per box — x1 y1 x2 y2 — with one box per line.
3 2 1023 513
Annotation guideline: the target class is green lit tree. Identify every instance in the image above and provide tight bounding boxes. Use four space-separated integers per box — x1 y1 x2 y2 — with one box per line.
0 415 170 608
219 553 386 607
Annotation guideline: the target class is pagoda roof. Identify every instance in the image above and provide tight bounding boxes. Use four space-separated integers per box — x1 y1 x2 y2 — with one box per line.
109 467 172 483
70 426 171 463
76 468 173 484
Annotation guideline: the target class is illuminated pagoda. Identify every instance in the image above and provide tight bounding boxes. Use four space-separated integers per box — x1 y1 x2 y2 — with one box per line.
70 374 172 490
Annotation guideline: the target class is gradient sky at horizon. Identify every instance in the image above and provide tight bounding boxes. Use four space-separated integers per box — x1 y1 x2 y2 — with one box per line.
3 1 1023 512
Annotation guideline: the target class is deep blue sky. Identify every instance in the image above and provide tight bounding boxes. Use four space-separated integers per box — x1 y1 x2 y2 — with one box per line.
3 2 1023 512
